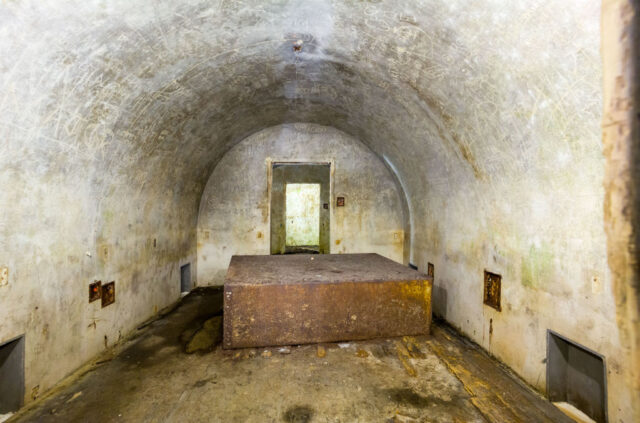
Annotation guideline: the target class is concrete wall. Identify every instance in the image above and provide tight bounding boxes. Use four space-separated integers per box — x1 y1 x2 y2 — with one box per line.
0 140 197 403
0 0 637 420
401 1 633 418
601 0 640 418
197 124 407 286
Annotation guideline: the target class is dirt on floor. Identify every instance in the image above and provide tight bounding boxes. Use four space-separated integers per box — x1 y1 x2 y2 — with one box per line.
10 287 571 423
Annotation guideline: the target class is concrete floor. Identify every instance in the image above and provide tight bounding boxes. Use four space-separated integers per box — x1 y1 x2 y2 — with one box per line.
11 288 572 423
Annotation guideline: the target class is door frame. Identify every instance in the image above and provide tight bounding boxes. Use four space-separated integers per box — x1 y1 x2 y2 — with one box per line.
268 161 332 254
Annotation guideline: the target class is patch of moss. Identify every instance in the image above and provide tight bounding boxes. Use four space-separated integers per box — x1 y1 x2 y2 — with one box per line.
521 244 554 288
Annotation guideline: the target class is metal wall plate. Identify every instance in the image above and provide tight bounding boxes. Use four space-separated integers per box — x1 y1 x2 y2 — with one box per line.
483 271 501 311
89 280 102 302
101 281 115 307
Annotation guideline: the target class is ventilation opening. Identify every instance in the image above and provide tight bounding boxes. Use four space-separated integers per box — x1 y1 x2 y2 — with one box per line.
547 330 607 423
0 336 25 416
180 263 191 293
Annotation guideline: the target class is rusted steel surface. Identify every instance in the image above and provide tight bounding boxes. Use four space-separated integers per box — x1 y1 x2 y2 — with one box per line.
101 281 115 307
89 280 102 303
483 270 501 312
223 254 432 349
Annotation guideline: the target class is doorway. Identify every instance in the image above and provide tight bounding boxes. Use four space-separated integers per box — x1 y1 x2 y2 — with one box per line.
270 163 330 254
285 183 321 253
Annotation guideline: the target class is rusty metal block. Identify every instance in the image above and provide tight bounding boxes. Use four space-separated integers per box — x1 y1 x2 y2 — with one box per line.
223 254 433 349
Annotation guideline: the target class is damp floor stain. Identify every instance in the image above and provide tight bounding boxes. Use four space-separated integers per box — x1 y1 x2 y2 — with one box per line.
283 405 314 423
11 287 571 423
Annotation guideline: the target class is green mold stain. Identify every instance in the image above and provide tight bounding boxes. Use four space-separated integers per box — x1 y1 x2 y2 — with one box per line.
521 244 554 288
103 209 114 224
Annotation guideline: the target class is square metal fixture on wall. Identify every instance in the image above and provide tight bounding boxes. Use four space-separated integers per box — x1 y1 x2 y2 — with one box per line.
483 270 501 311
101 281 115 307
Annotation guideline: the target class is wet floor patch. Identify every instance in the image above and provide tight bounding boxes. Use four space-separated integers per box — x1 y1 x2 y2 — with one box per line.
283 405 314 423
182 315 222 353
386 388 432 408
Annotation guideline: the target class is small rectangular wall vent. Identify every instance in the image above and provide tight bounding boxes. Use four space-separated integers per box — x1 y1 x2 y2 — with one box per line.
547 331 607 423
181 263 191 293
483 270 501 311
427 263 434 278
0 336 25 414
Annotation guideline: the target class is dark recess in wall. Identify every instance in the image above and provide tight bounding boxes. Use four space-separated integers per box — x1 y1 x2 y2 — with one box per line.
181 263 191 293
0 335 25 414
547 330 607 423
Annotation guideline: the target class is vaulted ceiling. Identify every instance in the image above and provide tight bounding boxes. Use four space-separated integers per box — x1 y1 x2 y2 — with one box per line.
0 0 602 209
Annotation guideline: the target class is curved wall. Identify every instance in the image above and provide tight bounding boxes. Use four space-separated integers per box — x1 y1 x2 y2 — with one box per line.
0 0 636 420
197 124 408 285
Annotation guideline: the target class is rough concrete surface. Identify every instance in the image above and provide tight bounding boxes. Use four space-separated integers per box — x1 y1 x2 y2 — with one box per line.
0 0 636 421
9 288 571 423
601 0 640 415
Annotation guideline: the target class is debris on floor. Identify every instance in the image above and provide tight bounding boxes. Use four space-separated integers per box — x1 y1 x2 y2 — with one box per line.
355 348 369 358
184 315 222 353
65 392 83 403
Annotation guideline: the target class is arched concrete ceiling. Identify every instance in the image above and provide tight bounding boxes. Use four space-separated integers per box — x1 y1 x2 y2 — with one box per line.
2 2 628 416
0 0 602 207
